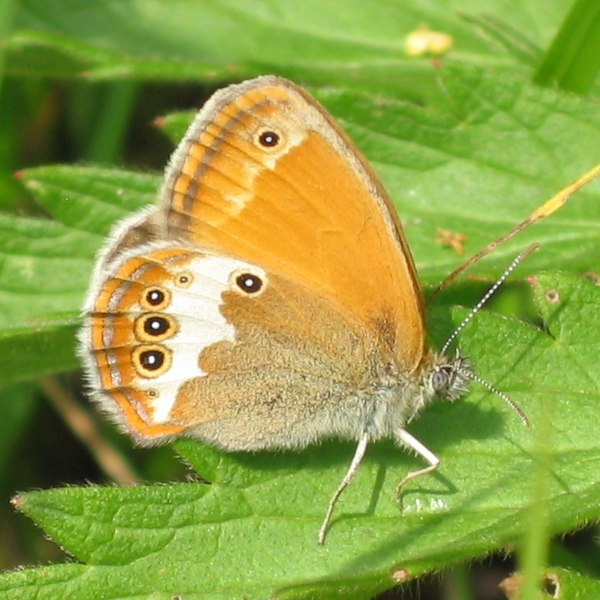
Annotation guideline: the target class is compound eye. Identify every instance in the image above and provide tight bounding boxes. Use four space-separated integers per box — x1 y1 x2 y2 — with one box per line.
431 367 450 392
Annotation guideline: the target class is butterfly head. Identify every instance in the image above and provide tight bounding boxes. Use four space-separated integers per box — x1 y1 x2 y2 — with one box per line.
428 350 472 402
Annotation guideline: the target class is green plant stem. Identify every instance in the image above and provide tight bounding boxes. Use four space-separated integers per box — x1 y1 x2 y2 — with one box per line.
518 395 554 600
85 82 138 164
534 0 600 94
0 0 18 102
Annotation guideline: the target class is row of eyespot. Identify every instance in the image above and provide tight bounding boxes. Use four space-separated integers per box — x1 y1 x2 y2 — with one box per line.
131 271 265 378
133 285 175 378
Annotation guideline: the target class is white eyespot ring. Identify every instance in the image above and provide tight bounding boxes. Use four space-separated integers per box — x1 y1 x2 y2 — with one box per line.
230 269 268 296
174 270 193 288
134 313 178 343
132 344 172 378
255 128 284 151
140 286 171 311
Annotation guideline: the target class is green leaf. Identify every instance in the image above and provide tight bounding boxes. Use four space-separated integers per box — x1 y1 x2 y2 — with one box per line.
0 319 81 381
1 272 598 597
501 567 600 599
0 167 158 384
8 0 573 98
552 567 600 597
457 12 542 66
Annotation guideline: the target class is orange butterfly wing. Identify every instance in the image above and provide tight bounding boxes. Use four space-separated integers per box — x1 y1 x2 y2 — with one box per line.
161 77 425 371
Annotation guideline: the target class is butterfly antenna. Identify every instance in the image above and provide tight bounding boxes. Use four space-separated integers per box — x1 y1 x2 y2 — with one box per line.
441 244 539 428
440 243 538 356
462 368 530 427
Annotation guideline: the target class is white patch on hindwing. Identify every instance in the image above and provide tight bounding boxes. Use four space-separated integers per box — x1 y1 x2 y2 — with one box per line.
134 252 268 423
79 235 268 425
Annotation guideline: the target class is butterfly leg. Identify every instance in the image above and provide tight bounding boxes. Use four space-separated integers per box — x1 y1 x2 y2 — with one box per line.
394 428 440 510
318 432 369 544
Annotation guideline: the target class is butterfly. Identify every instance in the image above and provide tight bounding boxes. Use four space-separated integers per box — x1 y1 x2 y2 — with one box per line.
79 76 593 543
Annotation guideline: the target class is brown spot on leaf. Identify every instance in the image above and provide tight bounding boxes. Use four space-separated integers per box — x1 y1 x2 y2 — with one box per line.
435 227 468 255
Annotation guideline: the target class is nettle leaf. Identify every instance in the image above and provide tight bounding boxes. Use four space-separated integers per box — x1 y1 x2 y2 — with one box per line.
2 64 598 385
542 567 600 597
9 0 571 97
2 272 598 598
0 167 159 383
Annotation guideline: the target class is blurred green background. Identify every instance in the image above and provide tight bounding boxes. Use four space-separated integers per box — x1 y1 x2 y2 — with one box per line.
1 1 599 599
